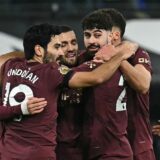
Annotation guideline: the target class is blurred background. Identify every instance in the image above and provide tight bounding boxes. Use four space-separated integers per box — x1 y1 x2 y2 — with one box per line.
0 0 160 121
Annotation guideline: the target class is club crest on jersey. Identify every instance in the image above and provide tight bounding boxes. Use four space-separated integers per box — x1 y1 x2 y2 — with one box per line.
84 61 97 69
58 65 70 75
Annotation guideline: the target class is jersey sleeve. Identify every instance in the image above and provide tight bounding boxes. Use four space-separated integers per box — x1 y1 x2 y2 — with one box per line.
61 70 74 88
129 48 152 73
0 105 22 120
0 59 23 120
62 61 99 87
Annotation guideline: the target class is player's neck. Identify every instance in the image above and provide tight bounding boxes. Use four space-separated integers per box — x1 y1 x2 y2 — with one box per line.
28 55 43 64
113 39 121 47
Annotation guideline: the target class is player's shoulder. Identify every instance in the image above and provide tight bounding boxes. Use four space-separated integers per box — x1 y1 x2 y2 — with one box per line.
0 51 24 66
133 47 151 66
3 57 24 68
136 47 149 57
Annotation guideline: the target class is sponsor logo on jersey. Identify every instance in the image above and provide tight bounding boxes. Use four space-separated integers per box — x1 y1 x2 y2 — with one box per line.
138 58 150 64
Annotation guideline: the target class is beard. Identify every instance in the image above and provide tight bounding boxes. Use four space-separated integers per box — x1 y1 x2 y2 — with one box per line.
85 44 100 60
43 51 57 64
85 49 97 61
43 55 53 63
59 56 78 68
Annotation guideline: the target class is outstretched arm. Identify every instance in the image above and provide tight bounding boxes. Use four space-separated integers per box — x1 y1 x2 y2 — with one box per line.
0 97 47 120
0 51 46 120
93 41 150 94
120 60 151 94
94 41 138 62
68 43 135 88
0 51 24 85
0 51 24 69
120 48 151 94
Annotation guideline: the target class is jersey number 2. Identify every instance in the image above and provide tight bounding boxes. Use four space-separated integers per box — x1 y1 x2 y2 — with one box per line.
116 76 126 111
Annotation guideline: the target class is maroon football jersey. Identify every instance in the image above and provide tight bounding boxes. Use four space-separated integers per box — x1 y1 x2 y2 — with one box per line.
57 87 83 142
127 48 153 155
0 106 22 120
0 125 2 156
1 58 66 159
0 89 23 160
56 51 87 160
0 64 22 120
0 98 2 159
56 87 84 159
73 61 132 159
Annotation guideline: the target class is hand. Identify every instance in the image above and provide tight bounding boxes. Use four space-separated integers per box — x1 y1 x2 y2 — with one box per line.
26 97 47 115
94 44 117 62
118 41 138 60
93 58 105 63
152 124 160 136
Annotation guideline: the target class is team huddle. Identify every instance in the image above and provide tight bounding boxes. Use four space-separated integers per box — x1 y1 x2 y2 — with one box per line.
0 8 156 160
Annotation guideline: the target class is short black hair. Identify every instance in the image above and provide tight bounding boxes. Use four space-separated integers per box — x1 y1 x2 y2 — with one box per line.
58 25 73 33
81 10 113 31
98 8 126 38
23 23 60 60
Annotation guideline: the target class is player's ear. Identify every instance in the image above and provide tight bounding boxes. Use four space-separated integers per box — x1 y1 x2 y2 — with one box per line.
111 27 121 41
112 31 120 40
34 45 44 57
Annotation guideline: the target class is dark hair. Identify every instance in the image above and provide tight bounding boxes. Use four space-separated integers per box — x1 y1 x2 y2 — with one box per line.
58 25 73 33
23 23 60 60
81 10 113 31
100 8 126 38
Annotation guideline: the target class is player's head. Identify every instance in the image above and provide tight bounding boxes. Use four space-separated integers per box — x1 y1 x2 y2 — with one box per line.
81 10 113 57
23 23 64 63
98 8 126 43
58 25 78 67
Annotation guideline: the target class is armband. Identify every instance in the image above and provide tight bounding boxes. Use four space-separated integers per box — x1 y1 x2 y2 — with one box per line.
21 101 30 115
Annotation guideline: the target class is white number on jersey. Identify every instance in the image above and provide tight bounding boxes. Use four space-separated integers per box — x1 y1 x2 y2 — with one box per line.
3 82 33 121
116 76 126 111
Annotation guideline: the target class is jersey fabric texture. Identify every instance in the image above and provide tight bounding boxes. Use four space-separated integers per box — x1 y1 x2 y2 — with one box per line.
72 60 132 160
56 87 84 160
56 51 85 160
127 48 154 158
1 58 66 160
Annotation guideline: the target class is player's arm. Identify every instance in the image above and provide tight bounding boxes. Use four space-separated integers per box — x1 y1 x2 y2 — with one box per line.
120 60 151 94
0 51 24 69
68 44 134 88
0 52 46 120
94 41 138 62
0 51 24 85
120 48 151 94
0 97 47 120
